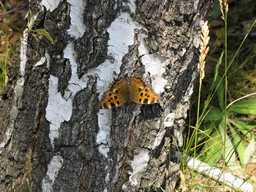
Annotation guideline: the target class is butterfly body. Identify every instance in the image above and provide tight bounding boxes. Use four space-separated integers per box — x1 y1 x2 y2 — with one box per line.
100 77 159 109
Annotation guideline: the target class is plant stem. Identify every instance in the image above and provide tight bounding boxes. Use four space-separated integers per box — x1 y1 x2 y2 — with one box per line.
223 9 228 165
195 77 202 157
226 92 256 110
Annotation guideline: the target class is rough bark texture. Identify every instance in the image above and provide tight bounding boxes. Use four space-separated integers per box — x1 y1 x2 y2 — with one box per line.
0 0 212 192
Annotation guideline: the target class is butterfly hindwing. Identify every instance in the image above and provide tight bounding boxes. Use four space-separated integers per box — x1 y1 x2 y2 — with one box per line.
129 78 160 104
100 79 129 109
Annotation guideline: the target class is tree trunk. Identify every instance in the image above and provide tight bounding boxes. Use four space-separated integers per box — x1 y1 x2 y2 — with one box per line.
0 0 212 191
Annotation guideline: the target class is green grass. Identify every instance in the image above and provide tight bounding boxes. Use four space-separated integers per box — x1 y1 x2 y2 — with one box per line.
191 18 256 166
0 41 10 89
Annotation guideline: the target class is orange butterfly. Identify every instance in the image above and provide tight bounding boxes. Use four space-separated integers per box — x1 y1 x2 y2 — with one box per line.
100 77 160 109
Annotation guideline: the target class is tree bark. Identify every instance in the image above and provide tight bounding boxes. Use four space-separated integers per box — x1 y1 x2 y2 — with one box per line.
0 0 212 192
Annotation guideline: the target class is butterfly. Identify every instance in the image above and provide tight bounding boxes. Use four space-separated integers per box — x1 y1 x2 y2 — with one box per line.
100 77 160 109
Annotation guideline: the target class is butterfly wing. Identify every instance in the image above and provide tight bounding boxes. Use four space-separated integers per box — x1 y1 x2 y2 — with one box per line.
129 78 160 104
100 79 129 109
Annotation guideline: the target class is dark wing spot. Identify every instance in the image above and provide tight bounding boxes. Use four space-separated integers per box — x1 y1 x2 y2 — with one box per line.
139 98 142 102
140 93 143 96
138 88 143 92
143 98 148 104
145 88 148 92
110 102 115 107
114 96 118 99
108 99 111 102
108 93 112 96
116 100 120 105
103 103 108 108
114 89 119 94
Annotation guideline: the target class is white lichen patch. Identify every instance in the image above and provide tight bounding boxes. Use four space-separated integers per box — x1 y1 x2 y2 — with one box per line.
34 56 46 68
45 52 51 69
96 109 112 158
164 113 176 127
152 129 166 149
42 155 64 192
67 0 86 38
129 149 150 186
41 0 61 12
20 29 28 76
46 75 72 145
96 13 138 96
63 43 88 93
138 36 168 95
0 127 13 153
103 167 110 192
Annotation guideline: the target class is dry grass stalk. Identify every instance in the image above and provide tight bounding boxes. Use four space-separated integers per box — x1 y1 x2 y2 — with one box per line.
219 0 229 20
198 21 210 80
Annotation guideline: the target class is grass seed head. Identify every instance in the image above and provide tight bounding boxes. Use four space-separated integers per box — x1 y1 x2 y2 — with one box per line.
219 0 229 20
198 21 210 80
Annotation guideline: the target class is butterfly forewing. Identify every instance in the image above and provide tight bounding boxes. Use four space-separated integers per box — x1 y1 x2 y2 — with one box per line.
129 78 160 104
100 79 129 109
